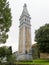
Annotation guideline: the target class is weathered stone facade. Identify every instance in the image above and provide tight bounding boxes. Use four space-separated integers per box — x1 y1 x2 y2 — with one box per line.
19 27 23 53
25 27 31 52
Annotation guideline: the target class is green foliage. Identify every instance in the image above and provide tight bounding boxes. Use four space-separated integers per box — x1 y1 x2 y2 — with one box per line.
0 46 16 64
35 24 49 53
0 46 12 62
0 0 12 43
7 55 16 63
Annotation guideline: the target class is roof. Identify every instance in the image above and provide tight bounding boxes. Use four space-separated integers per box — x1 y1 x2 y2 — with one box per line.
19 3 31 20
32 43 38 48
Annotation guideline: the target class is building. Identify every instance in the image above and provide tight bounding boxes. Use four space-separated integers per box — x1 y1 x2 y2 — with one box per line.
32 43 40 59
17 3 32 61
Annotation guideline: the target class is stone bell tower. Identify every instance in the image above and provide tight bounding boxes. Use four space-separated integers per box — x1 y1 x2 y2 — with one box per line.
17 4 32 61
19 3 31 53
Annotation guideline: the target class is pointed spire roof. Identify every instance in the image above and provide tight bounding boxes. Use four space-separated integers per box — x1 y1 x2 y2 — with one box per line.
22 3 30 16
19 3 31 20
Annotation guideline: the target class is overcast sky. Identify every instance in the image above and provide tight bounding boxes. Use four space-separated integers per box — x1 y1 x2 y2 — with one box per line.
1 0 49 52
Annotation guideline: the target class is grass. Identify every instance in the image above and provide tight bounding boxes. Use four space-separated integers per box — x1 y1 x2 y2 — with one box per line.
15 59 49 65
33 59 49 65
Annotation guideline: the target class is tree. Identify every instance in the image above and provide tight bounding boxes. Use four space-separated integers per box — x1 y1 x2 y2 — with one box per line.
0 1 16 64
35 24 49 53
0 46 12 63
7 54 16 65
0 46 16 65
0 0 12 44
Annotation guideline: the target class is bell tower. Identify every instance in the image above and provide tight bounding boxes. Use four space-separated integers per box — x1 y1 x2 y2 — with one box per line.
19 3 31 53
17 4 32 61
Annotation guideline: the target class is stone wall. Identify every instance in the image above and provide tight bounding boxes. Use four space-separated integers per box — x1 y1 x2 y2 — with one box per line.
17 53 32 61
40 53 49 59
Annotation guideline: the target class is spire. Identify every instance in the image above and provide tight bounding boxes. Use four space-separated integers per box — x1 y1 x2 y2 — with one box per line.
19 3 31 20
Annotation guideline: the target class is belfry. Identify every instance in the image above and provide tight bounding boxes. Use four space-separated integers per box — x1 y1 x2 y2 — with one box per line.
17 4 32 61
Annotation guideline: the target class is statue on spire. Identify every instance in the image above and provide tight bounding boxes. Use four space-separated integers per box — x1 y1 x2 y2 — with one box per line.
23 3 27 7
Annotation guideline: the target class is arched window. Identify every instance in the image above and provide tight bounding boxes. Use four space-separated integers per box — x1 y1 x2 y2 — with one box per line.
25 18 26 21
25 50 27 54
